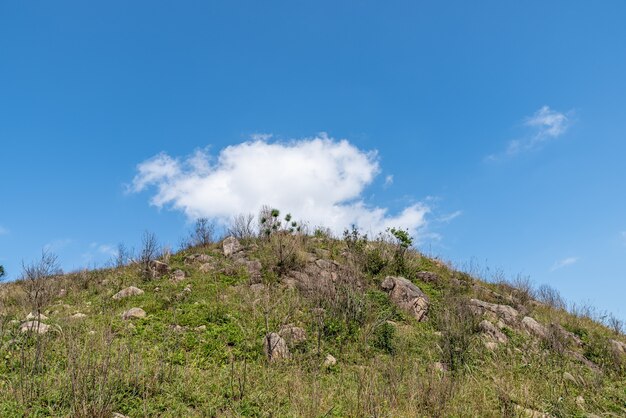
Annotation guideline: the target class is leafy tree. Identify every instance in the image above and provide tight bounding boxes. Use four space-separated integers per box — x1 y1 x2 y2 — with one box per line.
0 264 5 278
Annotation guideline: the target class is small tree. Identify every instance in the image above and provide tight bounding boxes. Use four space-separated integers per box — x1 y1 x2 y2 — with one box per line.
0 264 5 279
21 250 62 318
228 213 256 242
139 231 161 280
185 217 215 248
387 227 413 274
258 207 303 275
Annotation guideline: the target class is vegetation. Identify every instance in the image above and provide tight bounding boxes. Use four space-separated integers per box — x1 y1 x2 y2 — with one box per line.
0 214 624 417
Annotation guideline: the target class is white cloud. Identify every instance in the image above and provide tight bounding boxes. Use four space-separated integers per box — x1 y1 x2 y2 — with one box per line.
437 210 462 223
384 175 394 187
130 134 430 238
550 256 578 272
43 238 73 253
89 242 117 257
488 106 570 160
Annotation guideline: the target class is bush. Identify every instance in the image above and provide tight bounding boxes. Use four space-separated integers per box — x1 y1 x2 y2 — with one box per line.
183 218 215 248
373 322 396 355
20 250 62 317
434 295 479 373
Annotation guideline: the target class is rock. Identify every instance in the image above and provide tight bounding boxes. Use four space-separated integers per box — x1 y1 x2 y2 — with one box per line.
171 269 186 283
26 312 48 321
112 286 144 300
20 320 50 334
149 260 170 277
250 283 266 294
223 236 243 257
183 285 192 293
575 396 585 408
71 313 87 319
381 276 429 321
185 253 213 264
323 354 337 367
521 316 548 339
263 332 290 361
484 341 499 351
479 320 509 343
122 307 146 320
236 258 263 282
199 263 215 273
550 323 582 347
433 361 448 372
611 339 626 355
566 350 602 373
469 299 519 325
112 413 130 418
58 288 67 297
415 271 440 283
514 405 551 418
195 325 207 332
279 324 307 345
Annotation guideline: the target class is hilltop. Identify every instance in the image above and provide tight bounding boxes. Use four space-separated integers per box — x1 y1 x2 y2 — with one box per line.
0 217 625 417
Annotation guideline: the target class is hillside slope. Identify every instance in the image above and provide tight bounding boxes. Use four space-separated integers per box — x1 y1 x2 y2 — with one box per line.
0 230 625 417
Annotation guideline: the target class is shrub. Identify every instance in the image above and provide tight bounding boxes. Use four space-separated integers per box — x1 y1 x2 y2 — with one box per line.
228 213 256 242
20 250 62 317
373 322 396 355
536 284 566 310
434 294 479 373
139 231 161 280
183 217 215 248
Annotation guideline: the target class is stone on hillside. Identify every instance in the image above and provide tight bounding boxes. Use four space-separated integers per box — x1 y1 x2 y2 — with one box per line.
521 316 548 339
479 320 508 343
323 354 337 367
236 258 263 282
250 283 266 294
185 253 213 264
575 396 585 408
381 276 429 321
514 405 551 418
611 339 626 355
122 307 146 320
71 313 87 319
199 263 215 273
484 341 499 351
195 325 207 332
26 312 48 321
58 288 67 297
149 260 170 277
223 236 243 257
112 413 130 418
279 324 307 345
415 271 440 283
20 320 50 334
171 269 186 283
433 362 448 372
469 299 519 325
112 286 144 300
263 332 290 361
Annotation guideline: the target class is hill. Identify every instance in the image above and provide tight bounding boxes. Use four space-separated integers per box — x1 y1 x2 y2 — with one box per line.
0 222 625 417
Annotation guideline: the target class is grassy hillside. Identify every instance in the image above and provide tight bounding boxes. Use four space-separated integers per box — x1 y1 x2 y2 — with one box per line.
0 225 624 417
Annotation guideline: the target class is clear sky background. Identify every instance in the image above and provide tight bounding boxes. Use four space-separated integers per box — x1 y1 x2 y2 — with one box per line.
1 1 625 319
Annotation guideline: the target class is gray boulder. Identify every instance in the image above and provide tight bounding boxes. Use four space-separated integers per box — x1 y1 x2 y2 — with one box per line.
122 307 146 320
20 320 50 334
112 286 144 300
223 236 243 257
479 320 509 344
469 299 519 325
263 332 290 361
381 276 429 321
279 324 307 345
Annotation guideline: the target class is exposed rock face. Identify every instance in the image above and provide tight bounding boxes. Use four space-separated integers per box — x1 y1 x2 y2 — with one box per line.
469 299 519 325
278 324 307 345
26 312 48 321
185 253 213 264
521 316 548 339
323 354 337 367
171 269 186 283
235 258 263 282
611 339 626 355
284 258 352 296
112 286 144 300
263 332 290 361
479 320 508 344
20 320 50 334
149 260 170 277
381 276 429 321
415 271 440 283
223 236 243 257
122 307 146 320
199 263 215 273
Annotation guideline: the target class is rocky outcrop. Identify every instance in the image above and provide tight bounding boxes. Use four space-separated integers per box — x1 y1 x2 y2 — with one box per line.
185 253 213 264
611 339 626 355
171 269 186 283
323 354 337 367
122 307 146 320
26 312 48 321
112 286 144 300
149 260 170 277
235 258 263 282
263 332 290 361
415 271 440 283
469 299 519 325
521 316 548 339
381 276 429 321
479 320 508 344
278 324 307 345
223 236 243 257
20 320 50 334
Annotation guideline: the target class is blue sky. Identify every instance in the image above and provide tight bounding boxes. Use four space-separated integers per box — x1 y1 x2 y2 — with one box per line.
1 1 625 319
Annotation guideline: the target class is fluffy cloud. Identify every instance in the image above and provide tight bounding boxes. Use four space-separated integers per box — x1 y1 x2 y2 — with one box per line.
488 106 570 160
550 256 578 272
130 134 429 237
